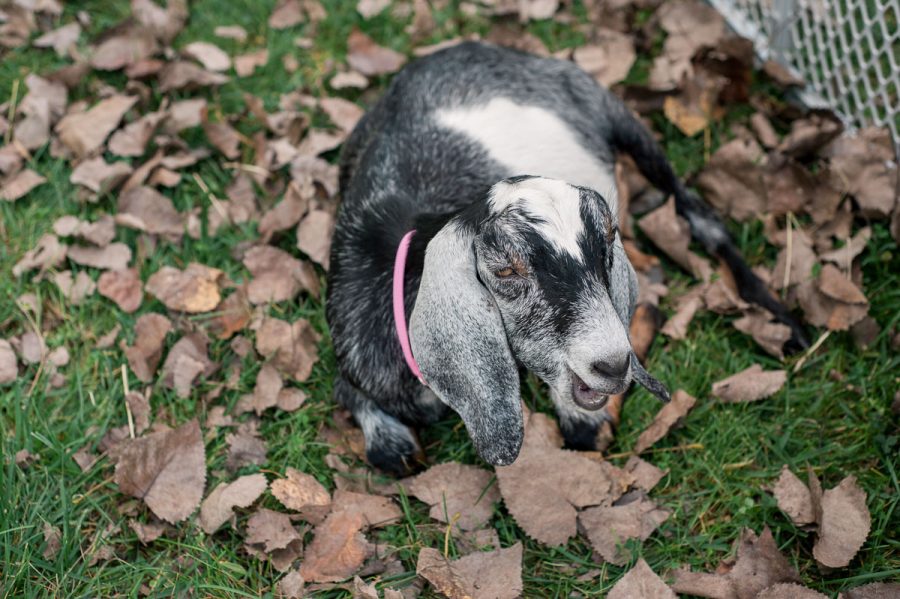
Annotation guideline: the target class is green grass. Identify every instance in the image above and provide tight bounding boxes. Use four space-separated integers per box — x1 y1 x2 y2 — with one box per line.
2 1 899 597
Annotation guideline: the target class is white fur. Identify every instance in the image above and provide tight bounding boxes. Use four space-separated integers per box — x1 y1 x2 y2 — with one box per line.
435 97 618 213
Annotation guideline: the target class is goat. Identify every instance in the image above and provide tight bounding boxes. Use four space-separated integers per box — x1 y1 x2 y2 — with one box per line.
326 41 806 475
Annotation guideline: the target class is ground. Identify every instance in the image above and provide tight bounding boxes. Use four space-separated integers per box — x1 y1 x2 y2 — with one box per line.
1 0 898 597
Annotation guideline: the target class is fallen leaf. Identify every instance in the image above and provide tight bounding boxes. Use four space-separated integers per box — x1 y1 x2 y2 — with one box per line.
319 97 364 133
772 465 815 527
818 264 867 305
330 70 369 89
225 427 268 472
98 268 143 313
733 310 791 359
454 543 523 599
711 364 787 403
146 263 222 313
608 558 676 599
90 28 158 71
164 98 207 134
637 197 712 281
243 245 320 304
183 41 231 72
776 113 843 159
254 316 321 382
819 227 872 271
796 279 868 331
117 185 185 240
70 157 133 194
824 128 899 218
200 474 268 534
572 29 636 87
42 523 62 560
53 270 97 305
129 519 166 544
300 510 372 583
297 128 346 157
214 25 247 42
633 389 696 454
813 475 870 568
12 234 68 277
662 74 720 137
132 0 189 43
124 313 172 382
517 0 559 21
55 95 138 157
1 169 46 201
648 0 725 90
404 462 499 531
277 570 305 598
496 412 629 545
234 49 269 77
661 287 703 340
840 583 900 599
772 228 818 289
269 0 304 28
108 109 167 157
125 390 151 435
296 209 334 268
347 29 406 76
158 61 229 92
0 339 18 384
357 0 390 19
671 527 799 599
579 493 671 565
246 508 303 552
67 242 132 271
695 138 768 222
17 331 46 365
114 419 206 523
160 333 216 398
271 467 331 514
624 456 667 493
203 119 242 159
416 547 470 598
33 22 81 56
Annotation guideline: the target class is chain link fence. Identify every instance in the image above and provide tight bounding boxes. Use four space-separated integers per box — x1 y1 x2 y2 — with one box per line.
708 0 900 146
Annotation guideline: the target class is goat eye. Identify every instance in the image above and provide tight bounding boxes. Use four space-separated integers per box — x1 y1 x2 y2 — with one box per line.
494 267 515 278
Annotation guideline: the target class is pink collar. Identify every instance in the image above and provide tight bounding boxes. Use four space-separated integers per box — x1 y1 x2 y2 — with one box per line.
393 230 427 386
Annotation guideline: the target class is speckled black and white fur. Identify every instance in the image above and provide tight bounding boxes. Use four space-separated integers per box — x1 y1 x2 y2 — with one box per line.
326 42 807 475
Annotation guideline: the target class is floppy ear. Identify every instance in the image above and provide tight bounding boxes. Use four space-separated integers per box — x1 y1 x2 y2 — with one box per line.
608 233 638 327
409 221 524 466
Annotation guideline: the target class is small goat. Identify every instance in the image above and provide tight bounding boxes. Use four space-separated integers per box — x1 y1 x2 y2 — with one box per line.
326 42 805 475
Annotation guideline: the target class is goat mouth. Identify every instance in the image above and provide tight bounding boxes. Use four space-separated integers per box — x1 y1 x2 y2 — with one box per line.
571 373 608 410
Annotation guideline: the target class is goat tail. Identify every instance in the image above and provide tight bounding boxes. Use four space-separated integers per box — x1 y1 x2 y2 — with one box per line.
610 108 810 351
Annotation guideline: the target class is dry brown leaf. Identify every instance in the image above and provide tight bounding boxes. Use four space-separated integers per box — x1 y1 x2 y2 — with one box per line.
608 558 677 599
243 245 320 304
711 364 786 403
90 28 158 71
578 494 671 565
1 169 46 201
330 70 369 90
164 98 207 134
796 279 869 331
268 0 326 29
128 519 166 545
226 427 268 472
819 227 872 271
662 75 719 137
70 157 133 194
776 113 843 159
772 229 818 290
347 29 406 76
34 22 81 57
52 270 95 305
200 473 268 534
124 313 172 382
1 339 19 384
207 288 252 340
12 234 68 277
416 547 470 599
237 363 283 415
125 390 151 435
117 185 185 240
108 110 167 157
258 182 310 239
98 268 143 313
818 264 867 305
405 462 499 531
276 570 305 598
357 0 390 19
17 331 46 365
146 263 222 313
55 95 138 157
160 333 216 398
67 242 132 271
42 523 62 560
633 389 696 454
203 120 242 159
214 25 247 41
824 128 899 218
648 0 725 90
661 287 703 340
235 49 269 77
183 41 231 72
732 310 791 359
695 138 767 222
246 508 303 552
158 61 229 92
296 209 334 269
813 475 870 568
671 527 799 599
254 316 321 382
453 542 524 599
572 29 636 87
114 419 206 524
624 456 667 493
300 510 372 583
772 465 815 526
496 412 628 545
319 97 364 133
271 467 331 514
297 128 346 157
637 197 712 281
332 489 402 528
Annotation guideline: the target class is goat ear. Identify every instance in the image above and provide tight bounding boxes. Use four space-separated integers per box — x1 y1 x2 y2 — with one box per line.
608 233 638 327
409 222 524 466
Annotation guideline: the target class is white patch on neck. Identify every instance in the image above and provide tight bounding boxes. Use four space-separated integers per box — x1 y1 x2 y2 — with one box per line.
489 177 585 260
435 97 618 214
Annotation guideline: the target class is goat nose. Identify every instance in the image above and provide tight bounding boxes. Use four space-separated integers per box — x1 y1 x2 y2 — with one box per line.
592 357 629 380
